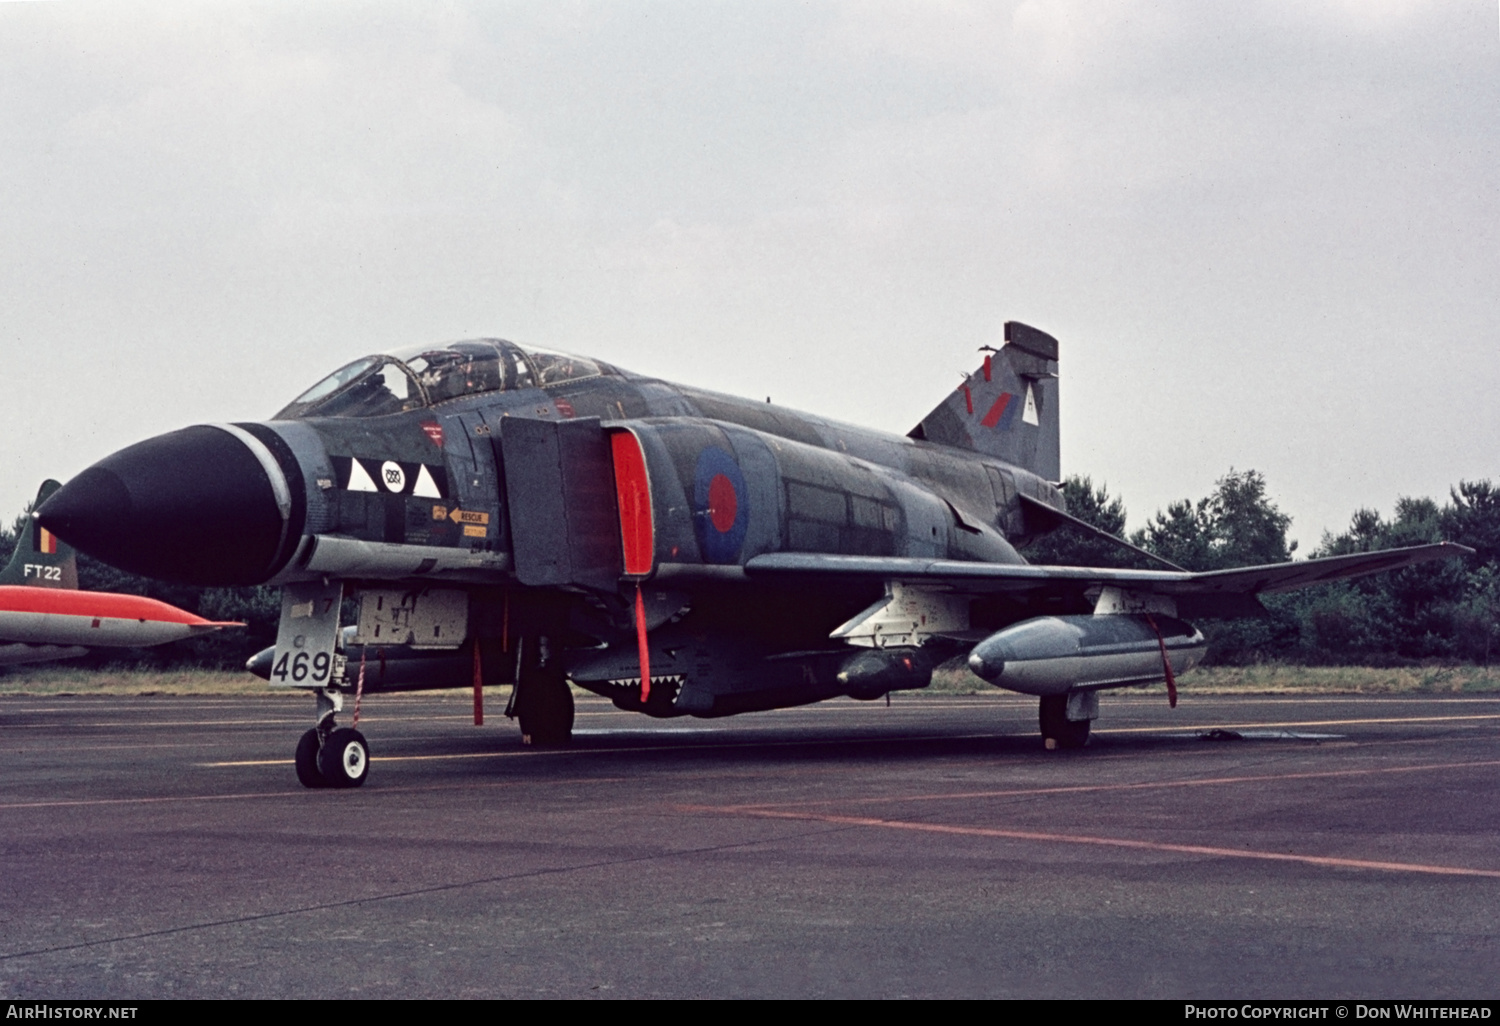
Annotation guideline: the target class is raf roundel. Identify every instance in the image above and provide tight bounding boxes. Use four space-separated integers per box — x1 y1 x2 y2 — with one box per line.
692 446 749 564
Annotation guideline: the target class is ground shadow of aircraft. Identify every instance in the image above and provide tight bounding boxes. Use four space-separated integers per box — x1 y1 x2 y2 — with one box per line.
0 480 241 666
36 323 1468 787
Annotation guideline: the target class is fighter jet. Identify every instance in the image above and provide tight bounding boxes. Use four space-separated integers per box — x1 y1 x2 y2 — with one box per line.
0 481 242 665
36 324 1467 787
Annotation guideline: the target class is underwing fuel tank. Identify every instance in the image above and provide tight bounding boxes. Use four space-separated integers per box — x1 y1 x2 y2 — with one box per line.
966 614 1205 696
836 646 935 700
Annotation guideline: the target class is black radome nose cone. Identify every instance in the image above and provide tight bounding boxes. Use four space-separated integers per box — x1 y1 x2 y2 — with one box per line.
38 424 301 586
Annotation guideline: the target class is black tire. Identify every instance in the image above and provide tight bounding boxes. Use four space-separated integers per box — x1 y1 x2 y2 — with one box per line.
1039 694 1090 750
318 727 370 787
295 728 328 788
518 667 575 747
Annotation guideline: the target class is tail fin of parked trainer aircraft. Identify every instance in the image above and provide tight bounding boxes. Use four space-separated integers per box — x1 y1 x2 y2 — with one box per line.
909 321 1060 481
0 481 79 589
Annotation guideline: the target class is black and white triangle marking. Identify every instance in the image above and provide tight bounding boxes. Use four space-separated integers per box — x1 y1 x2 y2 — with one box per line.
331 456 448 498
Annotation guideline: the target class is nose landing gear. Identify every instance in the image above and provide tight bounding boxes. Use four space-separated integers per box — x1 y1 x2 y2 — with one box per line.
294 688 370 788
319 727 370 787
294 728 326 788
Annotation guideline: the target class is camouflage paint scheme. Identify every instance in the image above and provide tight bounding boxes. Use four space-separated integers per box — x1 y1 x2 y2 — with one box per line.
38 324 1467 783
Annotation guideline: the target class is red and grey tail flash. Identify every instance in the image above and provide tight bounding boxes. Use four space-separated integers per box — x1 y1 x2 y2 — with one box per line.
908 321 1060 482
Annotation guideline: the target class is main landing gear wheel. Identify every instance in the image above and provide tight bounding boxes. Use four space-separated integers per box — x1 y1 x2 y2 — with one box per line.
517 668 574 747
295 728 328 788
318 727 370 787
1039 694 1090 750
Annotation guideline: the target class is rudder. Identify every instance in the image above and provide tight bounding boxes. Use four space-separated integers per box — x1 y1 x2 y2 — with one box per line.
0 480 79 588
908 321 1060 481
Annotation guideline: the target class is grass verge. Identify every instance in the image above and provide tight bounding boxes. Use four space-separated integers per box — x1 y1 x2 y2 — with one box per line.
0 667 293 697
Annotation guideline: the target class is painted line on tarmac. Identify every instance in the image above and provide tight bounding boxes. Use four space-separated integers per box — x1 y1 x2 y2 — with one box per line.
5 732 530 754
200 731 1020 768
1 718 315 730
0 775 630 810
0 788 325 810
714 758 1500 811
0 709 675 730
573 727 727 735
50 710 1486 737
692 806 1500 879
1099 713 1500 733
9 741 267 753
1092 696 1500 706
199 713 1498 768
0 714 521 729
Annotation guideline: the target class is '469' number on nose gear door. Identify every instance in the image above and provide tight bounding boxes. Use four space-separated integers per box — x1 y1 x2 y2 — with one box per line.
272 650 332 683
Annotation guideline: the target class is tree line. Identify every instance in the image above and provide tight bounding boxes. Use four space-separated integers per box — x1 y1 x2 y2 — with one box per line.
2 470 1495 669
1022 471 1500 665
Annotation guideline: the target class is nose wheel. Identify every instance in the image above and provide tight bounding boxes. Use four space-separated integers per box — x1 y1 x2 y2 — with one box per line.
319 727 370 787
295 729 327 788
294 689 371 788
295 726 370 788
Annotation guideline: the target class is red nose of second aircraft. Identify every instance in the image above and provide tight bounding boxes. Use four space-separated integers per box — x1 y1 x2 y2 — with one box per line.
37 423 305 586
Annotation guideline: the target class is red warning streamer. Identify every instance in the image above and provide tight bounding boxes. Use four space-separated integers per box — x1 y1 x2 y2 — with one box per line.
472 636 484 726
635 584 652 703
353 647 367 727
1144 613 1178 709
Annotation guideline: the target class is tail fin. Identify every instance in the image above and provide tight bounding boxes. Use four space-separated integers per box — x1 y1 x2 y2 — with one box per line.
908 321 1060 481
0 480 79 588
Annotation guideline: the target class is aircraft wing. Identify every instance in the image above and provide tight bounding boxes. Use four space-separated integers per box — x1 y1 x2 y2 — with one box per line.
1144 543 1471 595
744 542 1471 616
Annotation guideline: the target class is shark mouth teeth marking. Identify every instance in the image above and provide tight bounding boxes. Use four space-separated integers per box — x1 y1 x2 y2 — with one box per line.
605 674 685 689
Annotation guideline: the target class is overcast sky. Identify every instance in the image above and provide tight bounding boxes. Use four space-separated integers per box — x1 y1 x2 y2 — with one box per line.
1 1 1496 554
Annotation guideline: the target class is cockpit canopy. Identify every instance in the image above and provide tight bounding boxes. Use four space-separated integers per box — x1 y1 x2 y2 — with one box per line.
273 339 611 420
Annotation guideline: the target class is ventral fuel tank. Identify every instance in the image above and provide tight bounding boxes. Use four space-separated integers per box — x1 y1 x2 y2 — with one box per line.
967 614 1205 696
